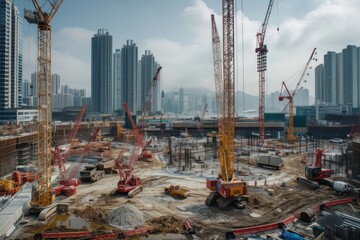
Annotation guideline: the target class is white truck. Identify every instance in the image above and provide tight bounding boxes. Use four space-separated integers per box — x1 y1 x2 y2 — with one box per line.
257 155 284 170
333 181 355 194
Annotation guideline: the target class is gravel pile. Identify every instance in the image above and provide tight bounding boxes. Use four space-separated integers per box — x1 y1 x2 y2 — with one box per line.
108 204 145 230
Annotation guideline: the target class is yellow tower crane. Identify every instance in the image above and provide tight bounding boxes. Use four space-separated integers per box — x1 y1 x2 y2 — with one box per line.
25 0 64 207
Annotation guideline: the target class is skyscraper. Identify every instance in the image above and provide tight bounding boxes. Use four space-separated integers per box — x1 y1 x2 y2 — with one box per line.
324 51 336 104
315 45 360 110
91 28 113 113
113 49 121 111
121 40 138 112
52 73 60 95
140 50 157 113
0 0 23 109
342 45 358 109
315 64 324 102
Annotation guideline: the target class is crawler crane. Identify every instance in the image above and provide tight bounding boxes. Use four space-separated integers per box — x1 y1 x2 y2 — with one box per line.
206 1 247 210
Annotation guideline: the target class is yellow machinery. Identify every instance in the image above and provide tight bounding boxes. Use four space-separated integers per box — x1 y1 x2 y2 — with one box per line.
279 48 317 143
206 1 247 210
25 0 64 207
164 185 190 199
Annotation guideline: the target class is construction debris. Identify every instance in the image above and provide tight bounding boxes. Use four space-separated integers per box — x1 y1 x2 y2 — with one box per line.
73 206 108 223
149 215 183 234
107 204 145 230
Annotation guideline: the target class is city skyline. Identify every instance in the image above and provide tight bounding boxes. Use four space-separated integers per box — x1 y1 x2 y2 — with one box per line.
14 0 360 99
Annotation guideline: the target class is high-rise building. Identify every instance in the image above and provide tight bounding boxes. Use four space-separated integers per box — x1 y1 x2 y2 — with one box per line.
113 49 121 111
121 40 138 112
342 45 359 109
140 50 160 113
179 87 184 113
52 73 60 94
315 64 324 102
0 0 23 109
91 28 113 113
324 51 336 104
315 45 360 110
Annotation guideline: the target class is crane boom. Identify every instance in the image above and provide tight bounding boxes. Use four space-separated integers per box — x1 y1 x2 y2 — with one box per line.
211 14 223 122
25 0 63 207
279 48 317 142
256 0 274 144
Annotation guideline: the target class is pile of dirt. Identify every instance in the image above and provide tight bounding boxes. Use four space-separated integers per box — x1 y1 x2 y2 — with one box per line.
73 206 108 223
149 215 183 234
248 194 272 209
108 204 145 230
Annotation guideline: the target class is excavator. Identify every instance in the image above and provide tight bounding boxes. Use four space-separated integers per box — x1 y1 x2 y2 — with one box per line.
297 148 333 189
206 2 247 210
0 172 22 196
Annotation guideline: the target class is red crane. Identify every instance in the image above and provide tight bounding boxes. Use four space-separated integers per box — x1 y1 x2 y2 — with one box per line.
141 66 162 122
52 128 101 196
124 103 152 160
297 147 332 189
256 0 275 144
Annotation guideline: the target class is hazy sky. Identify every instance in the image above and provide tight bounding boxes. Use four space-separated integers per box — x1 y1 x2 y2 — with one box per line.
16 0 360 98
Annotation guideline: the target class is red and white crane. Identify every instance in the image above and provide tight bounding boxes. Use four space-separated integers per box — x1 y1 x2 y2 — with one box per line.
256 0 275 144
53 128 101 196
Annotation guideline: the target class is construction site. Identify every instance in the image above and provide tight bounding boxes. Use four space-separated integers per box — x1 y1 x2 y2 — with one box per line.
1 0 360 240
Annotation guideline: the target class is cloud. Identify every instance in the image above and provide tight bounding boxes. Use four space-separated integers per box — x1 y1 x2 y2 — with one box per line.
23 27 92 96
23 0 360 101
143 0 216 92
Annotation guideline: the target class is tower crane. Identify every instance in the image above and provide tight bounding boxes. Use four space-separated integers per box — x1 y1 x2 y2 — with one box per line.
279 48 317 143
24 0 64 207
206 0 247 210
256 0 274 144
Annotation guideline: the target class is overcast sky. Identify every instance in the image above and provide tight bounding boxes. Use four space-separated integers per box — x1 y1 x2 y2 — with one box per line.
16 0 360 98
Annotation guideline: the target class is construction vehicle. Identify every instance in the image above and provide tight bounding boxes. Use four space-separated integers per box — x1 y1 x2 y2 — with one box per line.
164 184 191 199
111 103 143 198
79 166 105 182
206 1 248 210
256 0 275 144
52 128 101 196
0 172 22 196
123 103 152 160
279 48 317 143
24 0 63 207
257 155 284 170
297 148 332 189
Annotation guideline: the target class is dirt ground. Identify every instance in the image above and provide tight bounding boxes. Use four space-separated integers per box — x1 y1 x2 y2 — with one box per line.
50 151 337 239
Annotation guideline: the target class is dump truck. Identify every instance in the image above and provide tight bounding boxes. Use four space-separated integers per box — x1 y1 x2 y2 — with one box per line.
164 185 190 198
79 167 105 182
257 155 284 170
96 159 116 174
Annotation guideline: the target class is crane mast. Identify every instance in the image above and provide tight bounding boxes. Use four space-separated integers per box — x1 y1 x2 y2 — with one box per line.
206 0 247 210
25 0 64 207
256 0 274 144
221 0 235 181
